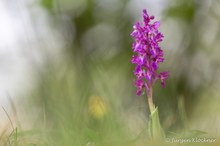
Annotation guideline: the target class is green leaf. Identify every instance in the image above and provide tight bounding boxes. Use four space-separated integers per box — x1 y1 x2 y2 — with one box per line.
148 107 165 140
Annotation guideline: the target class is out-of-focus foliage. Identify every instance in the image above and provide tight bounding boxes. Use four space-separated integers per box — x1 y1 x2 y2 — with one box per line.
4 0 220 145
165 0 196 22
41 0 53 10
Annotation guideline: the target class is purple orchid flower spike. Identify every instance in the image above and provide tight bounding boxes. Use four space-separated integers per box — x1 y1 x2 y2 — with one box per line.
131 9 169 139
131 9 169 98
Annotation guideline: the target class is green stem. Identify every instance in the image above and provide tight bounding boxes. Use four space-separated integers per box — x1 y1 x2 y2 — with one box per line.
147 86 155 114
147 86 165 140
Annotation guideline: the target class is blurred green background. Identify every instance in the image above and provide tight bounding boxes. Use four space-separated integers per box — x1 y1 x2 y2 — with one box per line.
1 0 220 145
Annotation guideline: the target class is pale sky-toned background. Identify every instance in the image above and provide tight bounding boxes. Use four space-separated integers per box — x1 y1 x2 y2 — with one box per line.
0 0 65 106
0 0 164 107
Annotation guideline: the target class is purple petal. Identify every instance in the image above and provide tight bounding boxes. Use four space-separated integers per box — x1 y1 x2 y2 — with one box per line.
154 21 160 29
152 62 158 70
135 79 145 96
145 70 152 82
159 71 169 87
131 55 138 64
134 43 141 52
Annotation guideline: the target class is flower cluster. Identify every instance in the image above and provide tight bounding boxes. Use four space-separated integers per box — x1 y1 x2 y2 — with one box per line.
131 9 169 96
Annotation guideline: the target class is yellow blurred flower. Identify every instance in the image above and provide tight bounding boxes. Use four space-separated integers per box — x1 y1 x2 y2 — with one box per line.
88 96 106 119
